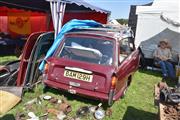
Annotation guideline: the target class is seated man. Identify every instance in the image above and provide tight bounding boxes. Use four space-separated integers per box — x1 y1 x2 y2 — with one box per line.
153 39 176 80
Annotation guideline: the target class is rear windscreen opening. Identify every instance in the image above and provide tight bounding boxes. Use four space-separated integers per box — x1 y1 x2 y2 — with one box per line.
58 37 114 66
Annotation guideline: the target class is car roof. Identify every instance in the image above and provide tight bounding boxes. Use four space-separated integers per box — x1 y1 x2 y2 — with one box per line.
65 27 133 41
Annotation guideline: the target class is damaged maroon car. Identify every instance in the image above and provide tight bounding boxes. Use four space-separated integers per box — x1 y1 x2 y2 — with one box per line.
43 27 140 105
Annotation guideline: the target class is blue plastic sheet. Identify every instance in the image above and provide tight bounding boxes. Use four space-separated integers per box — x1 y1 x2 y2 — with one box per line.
39 19 102 71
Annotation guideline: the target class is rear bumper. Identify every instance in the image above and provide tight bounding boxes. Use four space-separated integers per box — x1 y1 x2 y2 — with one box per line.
44 79 109 100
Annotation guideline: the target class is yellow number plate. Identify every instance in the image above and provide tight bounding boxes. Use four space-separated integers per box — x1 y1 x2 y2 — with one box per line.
64 70 93 82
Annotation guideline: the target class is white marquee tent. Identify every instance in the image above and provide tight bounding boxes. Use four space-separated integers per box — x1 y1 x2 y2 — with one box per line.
135 0 180 61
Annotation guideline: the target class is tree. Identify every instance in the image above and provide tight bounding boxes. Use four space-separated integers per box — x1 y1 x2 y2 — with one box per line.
116 19 128 25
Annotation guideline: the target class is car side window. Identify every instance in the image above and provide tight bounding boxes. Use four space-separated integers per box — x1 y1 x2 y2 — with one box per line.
119 38 132 63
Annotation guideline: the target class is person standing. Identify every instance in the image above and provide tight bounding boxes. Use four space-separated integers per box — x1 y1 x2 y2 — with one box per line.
153 39 176 80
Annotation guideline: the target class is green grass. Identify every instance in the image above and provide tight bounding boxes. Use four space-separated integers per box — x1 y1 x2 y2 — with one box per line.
0 56 176 120
0 56 18 65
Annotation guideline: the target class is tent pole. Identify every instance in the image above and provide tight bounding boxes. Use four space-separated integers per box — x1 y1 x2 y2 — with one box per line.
48 0 66 39
58 2 66 34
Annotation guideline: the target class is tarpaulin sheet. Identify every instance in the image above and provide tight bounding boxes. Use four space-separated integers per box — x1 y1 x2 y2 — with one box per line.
39 19 102 71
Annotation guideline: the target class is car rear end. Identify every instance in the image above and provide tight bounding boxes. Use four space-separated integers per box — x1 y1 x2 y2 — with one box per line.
43 32 118 104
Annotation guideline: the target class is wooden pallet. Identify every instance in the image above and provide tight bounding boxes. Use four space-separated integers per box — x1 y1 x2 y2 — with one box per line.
159 103 180 120
159 103 166 120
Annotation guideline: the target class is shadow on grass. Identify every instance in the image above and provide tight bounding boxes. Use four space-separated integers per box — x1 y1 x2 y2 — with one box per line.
44 87 107 108
122 106 157 120
139 69 177 87
139 69 162 77
0 114 15 120
161 78 177 87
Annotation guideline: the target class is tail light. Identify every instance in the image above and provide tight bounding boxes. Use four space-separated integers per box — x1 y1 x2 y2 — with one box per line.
44 63 49 74
111 76 117 89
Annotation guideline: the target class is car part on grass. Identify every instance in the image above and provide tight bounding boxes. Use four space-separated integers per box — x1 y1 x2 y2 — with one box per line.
28 112 39 120
89 106 97 113
5 70 18 86
24 95 44 106
39 113 48 119
89 103 103 113
58 99 62 104
59 102 72 114
160 87 171 102
47 109 67 120
105 108 113 117
0 87 22 115
0 60 20 86
23 32 54 90
160 88 180 104
160 77 180 104
94 108 105 120
95 103 103 110
43 95 59 104
16 112 26 120
57 111 67 120
76 106 90 117
43 95 52 100
93 103 105 120
168 93 180 103
24 97 39 106
49 97 59 104
47 108 59 115
17 32 45 86
0 32 53 115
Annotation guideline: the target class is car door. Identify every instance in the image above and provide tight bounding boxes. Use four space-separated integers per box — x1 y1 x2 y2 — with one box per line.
115 37 140 94
16 32 44 86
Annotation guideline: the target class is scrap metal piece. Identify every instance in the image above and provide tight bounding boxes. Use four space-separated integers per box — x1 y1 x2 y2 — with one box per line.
15 112 26 120
0 87 22 97
76 106 90 117
58 99 62 104
43 95 52 100
160 86 180 104
49 97 58 104
160 87 172 102
94 108 105 120
168 92 180 103
57 111 66 120
28 112 39 120
47 108 59 115
24 96 42 106
0 60 20 86
105 108 113 117
0 87 22 115
59 103 72 114
89 106 96 113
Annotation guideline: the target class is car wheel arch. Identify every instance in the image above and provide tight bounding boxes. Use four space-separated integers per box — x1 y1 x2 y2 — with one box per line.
127 75 132 87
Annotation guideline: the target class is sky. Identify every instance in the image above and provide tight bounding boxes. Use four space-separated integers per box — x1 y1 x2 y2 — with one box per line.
85 0 153 19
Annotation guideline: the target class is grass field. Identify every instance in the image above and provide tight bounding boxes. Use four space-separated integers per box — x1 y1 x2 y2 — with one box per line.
0 56 18 65
0 56 176 120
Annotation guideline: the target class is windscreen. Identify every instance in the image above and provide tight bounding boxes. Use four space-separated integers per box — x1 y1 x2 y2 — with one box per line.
58 36 114 65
